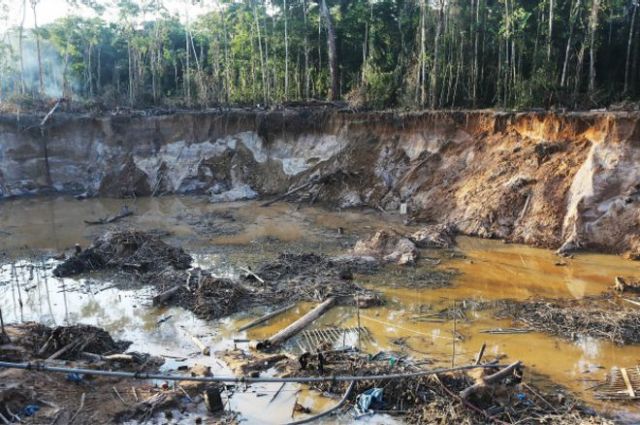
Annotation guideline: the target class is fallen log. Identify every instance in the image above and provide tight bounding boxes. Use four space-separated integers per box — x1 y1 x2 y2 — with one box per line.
459 360 522 399
257 297 336 349
85 208 133 225
190 335 211 356
238 304 296 332
261 178 319 207
152 286 184 306
40 98 65 127
47 339 81 361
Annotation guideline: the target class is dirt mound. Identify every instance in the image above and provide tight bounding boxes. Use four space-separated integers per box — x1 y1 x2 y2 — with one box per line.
493 294 640 345
53 230 192 277
353 229 418 265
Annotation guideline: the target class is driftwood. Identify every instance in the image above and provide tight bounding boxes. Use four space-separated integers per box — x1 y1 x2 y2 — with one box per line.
258 297 336 349
153 286 184 306
238 304 296 332
261 177 319 207
241 266 265 284
459 361 522 399
85 208 133 225
190 335 210 356
47 340 80 361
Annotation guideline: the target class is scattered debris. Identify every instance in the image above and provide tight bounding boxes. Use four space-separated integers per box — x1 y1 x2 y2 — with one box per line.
493 294 640 345
0 324 171 424
53 230 192 277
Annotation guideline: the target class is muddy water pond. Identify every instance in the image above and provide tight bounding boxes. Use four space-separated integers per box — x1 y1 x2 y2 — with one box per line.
1 195 640 423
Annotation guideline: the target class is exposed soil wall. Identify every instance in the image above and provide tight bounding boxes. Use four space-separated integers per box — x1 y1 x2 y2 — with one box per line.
1 109 639 256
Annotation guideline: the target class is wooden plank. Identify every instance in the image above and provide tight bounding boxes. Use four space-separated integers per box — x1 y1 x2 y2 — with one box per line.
621 368 636 398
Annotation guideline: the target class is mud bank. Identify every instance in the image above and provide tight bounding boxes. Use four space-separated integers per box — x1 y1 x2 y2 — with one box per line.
1 109 639 256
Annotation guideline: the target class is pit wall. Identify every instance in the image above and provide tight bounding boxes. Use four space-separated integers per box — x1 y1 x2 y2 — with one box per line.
1 109 639 257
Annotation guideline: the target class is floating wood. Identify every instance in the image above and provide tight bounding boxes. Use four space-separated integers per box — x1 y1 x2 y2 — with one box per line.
238 304 296 332
190 335 210 356
257 297 336 349
479 328 533 334
85 208 133 225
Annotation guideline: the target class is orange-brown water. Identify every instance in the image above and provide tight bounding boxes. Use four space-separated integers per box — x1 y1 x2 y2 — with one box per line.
1 196 639 423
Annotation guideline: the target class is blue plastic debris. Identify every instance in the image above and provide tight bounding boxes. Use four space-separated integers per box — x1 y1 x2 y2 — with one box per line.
516 393 527 401
355 388 384 416
66 372 83 383
22 404 40 416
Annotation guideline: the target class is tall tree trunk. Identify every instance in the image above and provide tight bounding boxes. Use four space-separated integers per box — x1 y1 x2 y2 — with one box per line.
303 0 310 99
19 0 26 94
547 0 554 63
222 9 231 103
561 0 581 88
31 0 44 95
624 3 637 93
185 16 191 107
472 0 481 106
430 0 444 109
284 0 289 100
588 0 600 94
418 0 426 105
319 0 338 101
252 1 267 104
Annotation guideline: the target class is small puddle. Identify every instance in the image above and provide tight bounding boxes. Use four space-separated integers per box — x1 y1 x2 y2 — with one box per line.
1 195 639 423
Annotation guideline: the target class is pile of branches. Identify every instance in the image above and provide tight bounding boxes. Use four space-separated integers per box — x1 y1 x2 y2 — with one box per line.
53 230 192 277
152 254 380 320
493 294 640 345
293 351 612 424
2 323 132 362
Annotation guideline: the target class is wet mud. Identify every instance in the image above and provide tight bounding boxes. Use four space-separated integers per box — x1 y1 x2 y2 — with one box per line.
1 196 640 424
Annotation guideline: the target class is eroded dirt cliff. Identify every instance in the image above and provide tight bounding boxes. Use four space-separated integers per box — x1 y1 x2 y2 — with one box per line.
0 109 638 256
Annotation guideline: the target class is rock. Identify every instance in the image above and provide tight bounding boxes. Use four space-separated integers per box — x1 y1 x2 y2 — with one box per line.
410 224 457 249
209 184 257 203
353 229 418 266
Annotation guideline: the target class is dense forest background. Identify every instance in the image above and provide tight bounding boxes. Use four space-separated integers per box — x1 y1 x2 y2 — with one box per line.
1 0 639 110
